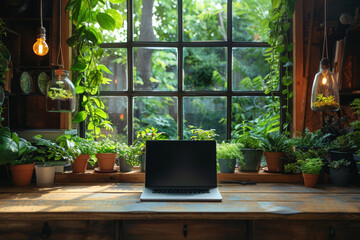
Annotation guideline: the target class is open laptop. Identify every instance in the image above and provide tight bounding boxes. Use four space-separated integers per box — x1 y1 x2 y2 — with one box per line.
140 140 222 202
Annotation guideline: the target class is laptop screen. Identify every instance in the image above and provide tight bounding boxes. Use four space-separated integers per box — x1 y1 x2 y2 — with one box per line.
145 140 217 188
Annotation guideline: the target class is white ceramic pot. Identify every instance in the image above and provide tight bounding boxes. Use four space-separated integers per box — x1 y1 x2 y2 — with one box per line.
35 165 55 187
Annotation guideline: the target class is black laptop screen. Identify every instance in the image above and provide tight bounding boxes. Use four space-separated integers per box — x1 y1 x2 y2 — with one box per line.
145 140 217 188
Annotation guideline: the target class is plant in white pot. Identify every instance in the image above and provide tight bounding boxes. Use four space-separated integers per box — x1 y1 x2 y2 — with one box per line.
217 142 244 173
33 135 73 187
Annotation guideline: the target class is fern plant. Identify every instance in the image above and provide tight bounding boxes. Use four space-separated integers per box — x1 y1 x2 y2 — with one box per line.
312 94 340 111
259 132 290 152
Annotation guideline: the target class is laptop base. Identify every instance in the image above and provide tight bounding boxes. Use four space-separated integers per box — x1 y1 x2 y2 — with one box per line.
140 188 222 202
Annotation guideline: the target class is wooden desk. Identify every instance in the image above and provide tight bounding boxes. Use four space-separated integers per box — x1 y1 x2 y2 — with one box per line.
0 183 359 239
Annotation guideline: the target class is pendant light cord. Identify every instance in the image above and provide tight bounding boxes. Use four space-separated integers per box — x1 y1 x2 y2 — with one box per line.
322 0 329 59
40 0 43 28
56 0 64 69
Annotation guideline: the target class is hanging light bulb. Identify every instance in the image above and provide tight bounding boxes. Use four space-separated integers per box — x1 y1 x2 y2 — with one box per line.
33 27 49 56
33 0 48 56
310 0 339 112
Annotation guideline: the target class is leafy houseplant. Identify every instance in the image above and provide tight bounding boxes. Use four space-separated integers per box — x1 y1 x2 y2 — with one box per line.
134 127 165 172
259 132 290 172
57 134 96 173
95 138 117 172
328 159 352 186
311 94 340 111
33 135 72 187
216 142 244 173
235 125 263 172
66 0 123 139
291 128 330 150
117 143 141 172
0 18 11 90
298 158 324 188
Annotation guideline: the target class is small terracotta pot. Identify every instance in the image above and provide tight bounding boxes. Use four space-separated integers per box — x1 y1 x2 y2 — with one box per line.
264 151 285 172
96 153 117 171
9 163 35 187
302 173 319 188
72 154 90 173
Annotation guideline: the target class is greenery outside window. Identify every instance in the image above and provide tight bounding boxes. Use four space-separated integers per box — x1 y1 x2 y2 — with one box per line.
85 0 284 143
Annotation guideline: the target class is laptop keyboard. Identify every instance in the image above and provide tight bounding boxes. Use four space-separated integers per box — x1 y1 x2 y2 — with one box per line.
153 189 210 194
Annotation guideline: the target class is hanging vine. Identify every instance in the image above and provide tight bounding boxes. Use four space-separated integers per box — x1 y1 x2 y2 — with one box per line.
66 0 123 139
263 0 297 134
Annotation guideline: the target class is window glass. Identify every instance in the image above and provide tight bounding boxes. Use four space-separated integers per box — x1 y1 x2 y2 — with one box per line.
101 48 128 91
183 0 227 41
133 0 178 41
232 48 270 91
133 48 178 91
183 47 227 91
183 97 227 141
133 97 178 140
232 0 270 42
231 96 280 137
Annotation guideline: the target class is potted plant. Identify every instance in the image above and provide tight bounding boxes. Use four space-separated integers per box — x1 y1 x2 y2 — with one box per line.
217 142 244 173
57 134 96 173
0 127 37 186
95 138 117 172
33 135 73 187
328 159 352 186
259 132 290 173
291 128 330 151
298 158 324 188
189 126 218 140
235 125 262 172
353 149 360 174
117 143 141 172
134 127 165 172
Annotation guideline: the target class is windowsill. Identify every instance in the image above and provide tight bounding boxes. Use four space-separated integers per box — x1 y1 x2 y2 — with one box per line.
55 168 316 184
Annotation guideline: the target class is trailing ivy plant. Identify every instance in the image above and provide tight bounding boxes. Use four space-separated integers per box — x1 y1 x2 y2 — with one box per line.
65 0 123 139
263 0 297 133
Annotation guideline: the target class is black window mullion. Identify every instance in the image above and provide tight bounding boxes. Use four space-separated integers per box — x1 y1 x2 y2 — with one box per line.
226 0 232 141
127 0 134 144
178 0 183 140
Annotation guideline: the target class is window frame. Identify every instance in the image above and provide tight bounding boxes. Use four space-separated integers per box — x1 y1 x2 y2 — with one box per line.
81 0 285 143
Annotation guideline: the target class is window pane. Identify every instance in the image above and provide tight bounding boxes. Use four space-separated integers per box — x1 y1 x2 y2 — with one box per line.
133 97 178 140
183 97 226 141
183 47 227 91
231 96 280 138
183 0 227 41
87 97 128 142
101 48 128 91
102 1 127 43
232 0 270 42
133 0 177 41
232 48 270 91
133 48 178 91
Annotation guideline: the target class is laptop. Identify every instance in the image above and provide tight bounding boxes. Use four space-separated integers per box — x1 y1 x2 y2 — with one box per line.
140 140 222 202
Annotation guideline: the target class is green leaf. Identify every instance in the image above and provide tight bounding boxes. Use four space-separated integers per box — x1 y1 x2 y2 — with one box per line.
97 64 113 74
95 109 108 119
105 9 123 29
75 86 85 94
0 45 11 61
283 61 293 67
97 12 116 31
73 111 88 123
84 27 101 44
70 59 87 71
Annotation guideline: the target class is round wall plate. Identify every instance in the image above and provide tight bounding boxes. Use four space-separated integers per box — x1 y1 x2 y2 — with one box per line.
20 71 33 94
37 72 50 95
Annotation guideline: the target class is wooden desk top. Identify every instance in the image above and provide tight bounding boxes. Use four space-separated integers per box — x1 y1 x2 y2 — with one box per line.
0 183 359 221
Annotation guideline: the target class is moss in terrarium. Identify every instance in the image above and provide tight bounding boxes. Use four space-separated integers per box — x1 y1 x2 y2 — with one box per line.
312 94 339 111
47 88 74 100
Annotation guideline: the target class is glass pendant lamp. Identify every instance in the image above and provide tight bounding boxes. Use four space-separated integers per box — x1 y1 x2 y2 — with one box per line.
311 0 339 112
46 0 76 112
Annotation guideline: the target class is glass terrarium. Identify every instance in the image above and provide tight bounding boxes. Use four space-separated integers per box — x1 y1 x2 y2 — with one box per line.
46 69 76 112
311 59 339 112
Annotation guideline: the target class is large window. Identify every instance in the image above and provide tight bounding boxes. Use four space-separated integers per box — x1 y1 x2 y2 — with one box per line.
94 0 282 143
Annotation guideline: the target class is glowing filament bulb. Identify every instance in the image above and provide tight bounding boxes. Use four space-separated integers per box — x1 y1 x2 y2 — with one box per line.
322 77 327 85
33 27 49 56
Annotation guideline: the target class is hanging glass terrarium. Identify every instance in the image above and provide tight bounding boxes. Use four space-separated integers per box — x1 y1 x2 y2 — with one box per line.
46 69 76 112
311 59 339 111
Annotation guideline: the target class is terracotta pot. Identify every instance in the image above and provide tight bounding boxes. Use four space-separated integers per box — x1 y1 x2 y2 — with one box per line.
9 163 35 187
263 151 285 172
96 153 117 171
302 173 319 188
72 154 90 173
